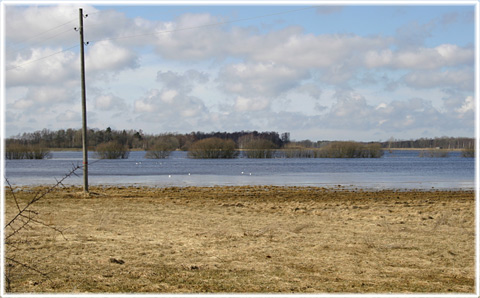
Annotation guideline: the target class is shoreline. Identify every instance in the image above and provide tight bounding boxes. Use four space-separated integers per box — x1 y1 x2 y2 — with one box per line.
6 181 476 192
41 147 469 152
8 183 476 192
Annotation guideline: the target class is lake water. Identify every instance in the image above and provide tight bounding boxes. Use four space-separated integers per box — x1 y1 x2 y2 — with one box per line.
4 150 476 190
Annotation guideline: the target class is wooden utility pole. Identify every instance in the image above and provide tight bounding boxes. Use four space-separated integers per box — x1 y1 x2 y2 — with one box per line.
79 8 88 193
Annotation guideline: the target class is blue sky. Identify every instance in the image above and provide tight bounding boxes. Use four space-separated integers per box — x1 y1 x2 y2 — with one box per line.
2 1 478 141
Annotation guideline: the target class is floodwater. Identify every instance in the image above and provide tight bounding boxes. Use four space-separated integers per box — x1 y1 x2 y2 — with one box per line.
4 150 476 190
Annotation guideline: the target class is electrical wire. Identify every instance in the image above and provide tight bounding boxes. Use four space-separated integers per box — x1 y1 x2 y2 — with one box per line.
12 27 76 53
6 44 79 71
5 6 315 72
8 18 77 49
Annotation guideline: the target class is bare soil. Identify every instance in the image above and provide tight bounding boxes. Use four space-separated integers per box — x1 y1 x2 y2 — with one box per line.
4 186 475 294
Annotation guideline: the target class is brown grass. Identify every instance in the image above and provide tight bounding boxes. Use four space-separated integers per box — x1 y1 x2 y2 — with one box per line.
4 186 475 294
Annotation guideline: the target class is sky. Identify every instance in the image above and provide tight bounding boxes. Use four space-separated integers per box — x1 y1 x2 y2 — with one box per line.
2 1 478 142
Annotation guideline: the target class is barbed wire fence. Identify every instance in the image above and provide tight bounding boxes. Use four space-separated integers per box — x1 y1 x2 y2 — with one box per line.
3 163 84 292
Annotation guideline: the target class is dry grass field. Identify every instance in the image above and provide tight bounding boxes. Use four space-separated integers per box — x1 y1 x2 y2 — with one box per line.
4 185 475 294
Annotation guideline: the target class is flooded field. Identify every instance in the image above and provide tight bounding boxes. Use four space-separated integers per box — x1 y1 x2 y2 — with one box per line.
5 150 475 190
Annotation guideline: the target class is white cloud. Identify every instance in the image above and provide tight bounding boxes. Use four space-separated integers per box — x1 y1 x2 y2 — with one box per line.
134 70 209 127
455 96 475 115
396 45 473 69
295 83 322 100
12 98 35 110
244 31 391 70
86 40 138 73
5 5 88 45
134 89 160 113
374 98 443 130
153 13 227 60
180 105 203 117
134 90 208 131
56 110 81 122
4 5 475 140
218 62 309 98
27 86 73 104
375 103 388 110
403 68 474 90
7 86 75 113
156 69 208 92
305 89 472 136
234 96 270 112
84 9 159 47
94 93 128 111
364 44 474 70
6 47 77 87
160 89 178 103
364 50 394 68
323 90 375 128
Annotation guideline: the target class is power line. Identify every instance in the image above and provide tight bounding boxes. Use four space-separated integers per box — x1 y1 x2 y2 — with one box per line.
5 6 316 71
12 27 76 53
6 44 79 71
8 18 77 49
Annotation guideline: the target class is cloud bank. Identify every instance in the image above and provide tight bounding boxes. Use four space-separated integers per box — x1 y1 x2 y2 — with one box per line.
4 4 476 141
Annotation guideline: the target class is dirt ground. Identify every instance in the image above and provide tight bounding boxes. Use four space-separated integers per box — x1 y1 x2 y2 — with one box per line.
4 185 476 294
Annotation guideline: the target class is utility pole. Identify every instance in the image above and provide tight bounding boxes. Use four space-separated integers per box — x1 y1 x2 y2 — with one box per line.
78 8 88 193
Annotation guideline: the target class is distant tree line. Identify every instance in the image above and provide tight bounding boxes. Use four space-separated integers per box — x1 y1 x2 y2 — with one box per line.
6 128 146 150
5 128 291 159
382 137 474 150
5 128 290 150
5 128 474 159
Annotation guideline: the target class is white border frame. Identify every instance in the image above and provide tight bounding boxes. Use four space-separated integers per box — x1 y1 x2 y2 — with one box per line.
1 1 478 297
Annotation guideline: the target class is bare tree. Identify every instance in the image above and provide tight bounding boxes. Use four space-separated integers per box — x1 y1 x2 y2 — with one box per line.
242 138 277 158
94 141 130 159
145 135 179 159
188 137 238 159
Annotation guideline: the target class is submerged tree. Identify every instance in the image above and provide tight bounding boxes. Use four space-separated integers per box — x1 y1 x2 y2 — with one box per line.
95 141 130 159
145 135 179 159
242 138 278 158
188 137 238 159
281 143 316 158
317 141 384 158
418 149 450 158
461 143 475 158
5 142 51 160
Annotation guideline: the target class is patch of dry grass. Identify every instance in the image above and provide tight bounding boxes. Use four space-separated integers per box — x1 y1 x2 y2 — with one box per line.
4 186 475 294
